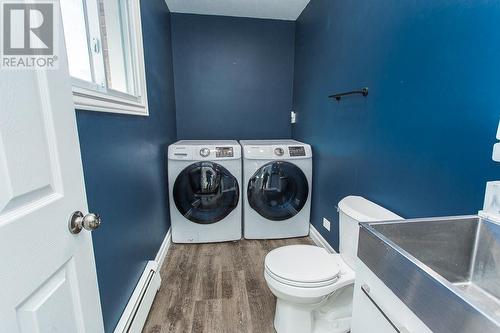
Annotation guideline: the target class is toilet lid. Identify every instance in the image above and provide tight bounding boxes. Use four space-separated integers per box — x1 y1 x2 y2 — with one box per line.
265 245 340 285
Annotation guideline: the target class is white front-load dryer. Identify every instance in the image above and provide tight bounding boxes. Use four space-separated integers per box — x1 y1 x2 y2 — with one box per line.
240 140 312 239
168 140 242 243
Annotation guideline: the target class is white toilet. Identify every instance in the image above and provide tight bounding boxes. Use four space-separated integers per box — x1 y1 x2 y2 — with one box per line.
264 196 403 333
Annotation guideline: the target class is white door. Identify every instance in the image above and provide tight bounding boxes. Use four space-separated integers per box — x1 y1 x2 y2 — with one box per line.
0 5 104 333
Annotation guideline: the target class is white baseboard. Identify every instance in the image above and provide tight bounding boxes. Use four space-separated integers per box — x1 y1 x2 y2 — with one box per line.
114 228 172 333
155 227 172 271
309 224 336 253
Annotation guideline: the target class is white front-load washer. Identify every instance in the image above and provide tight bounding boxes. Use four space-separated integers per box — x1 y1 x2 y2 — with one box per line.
240 140 312 239
168 140 242 243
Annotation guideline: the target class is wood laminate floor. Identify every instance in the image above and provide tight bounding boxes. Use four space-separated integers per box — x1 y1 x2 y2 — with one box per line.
143 237 314 333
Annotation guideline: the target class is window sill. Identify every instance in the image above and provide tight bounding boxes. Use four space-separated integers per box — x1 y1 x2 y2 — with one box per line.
73 85 149 116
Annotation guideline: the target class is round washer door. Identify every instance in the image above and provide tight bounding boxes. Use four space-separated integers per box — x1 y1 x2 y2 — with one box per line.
247 161 308 221
173 162 239 224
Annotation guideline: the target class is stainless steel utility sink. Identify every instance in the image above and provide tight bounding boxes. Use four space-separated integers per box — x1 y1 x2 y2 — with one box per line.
358 215 500 333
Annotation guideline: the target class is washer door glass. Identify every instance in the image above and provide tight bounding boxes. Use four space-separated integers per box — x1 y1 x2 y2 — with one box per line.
174 162 240 224
247 161 309 221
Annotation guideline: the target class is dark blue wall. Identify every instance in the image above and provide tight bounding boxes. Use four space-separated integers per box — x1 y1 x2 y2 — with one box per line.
75 0 176 331
293 0 500 250
171 14 295 140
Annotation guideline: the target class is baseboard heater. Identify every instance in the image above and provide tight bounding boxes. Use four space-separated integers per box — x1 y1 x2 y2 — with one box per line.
114 261 161 333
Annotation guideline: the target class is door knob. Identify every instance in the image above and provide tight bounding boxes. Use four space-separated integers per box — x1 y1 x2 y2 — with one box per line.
69 211 101 234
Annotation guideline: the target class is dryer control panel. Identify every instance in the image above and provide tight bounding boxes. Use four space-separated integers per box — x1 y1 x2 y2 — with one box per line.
242 143 312 160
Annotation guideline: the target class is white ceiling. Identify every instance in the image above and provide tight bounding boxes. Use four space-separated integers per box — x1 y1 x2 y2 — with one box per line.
165 0 311 21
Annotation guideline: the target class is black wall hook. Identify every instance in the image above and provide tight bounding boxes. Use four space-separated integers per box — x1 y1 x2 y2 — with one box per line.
329 87 369 101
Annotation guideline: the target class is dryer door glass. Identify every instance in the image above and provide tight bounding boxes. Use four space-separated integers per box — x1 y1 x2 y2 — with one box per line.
247 161 309 221
174 162 240 224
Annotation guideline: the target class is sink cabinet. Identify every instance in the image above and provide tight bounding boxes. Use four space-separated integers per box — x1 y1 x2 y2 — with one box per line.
351 260 432 333
351 284 399 333
356 215 500 332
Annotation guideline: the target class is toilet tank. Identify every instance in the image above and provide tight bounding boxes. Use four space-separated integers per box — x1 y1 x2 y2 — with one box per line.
338 196 402 268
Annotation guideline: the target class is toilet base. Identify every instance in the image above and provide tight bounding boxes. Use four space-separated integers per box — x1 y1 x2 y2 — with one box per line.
273 285 354 333
274 298 314 333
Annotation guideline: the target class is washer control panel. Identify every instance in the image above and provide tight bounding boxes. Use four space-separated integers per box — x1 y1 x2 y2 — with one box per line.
289 146 306 157
216 147 234 158
169 141 241 160
199 148 211 157
274 147 285 156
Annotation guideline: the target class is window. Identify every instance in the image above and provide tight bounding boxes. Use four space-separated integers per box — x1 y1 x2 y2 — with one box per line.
60 0 148 116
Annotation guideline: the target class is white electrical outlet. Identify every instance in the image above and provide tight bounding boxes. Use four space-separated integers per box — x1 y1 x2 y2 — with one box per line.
493 143 500 162
323 218 331 231
290 111 297 124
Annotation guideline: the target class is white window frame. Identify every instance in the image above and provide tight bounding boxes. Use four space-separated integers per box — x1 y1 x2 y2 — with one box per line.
68 0 149 116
